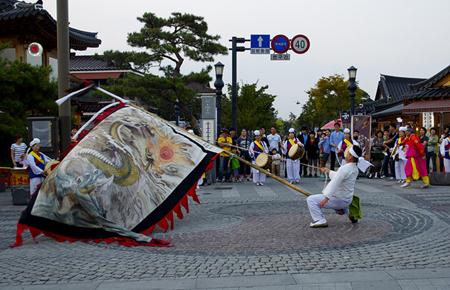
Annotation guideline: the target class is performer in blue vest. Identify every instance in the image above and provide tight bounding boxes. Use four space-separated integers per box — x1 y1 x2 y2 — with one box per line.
281 128 302 184
26 138 51 195
249 130 269 186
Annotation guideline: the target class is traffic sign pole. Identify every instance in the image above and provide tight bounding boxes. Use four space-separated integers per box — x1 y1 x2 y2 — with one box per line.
230 37 247 131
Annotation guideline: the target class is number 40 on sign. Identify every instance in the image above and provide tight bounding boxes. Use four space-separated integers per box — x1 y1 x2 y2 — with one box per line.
291 34 310 54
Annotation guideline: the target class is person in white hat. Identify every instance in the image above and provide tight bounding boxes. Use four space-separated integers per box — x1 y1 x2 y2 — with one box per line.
281 128 302 184
26 138 51 195
307 145 371 228
440 132 450 173
248 130 269 185
392 127 407 183
336 128 359 166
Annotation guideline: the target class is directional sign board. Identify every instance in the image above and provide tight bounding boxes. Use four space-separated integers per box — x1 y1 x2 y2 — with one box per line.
270 54 290 61
291 34 310 54
271 34 290 54
341 111 351 124
250 34 270 54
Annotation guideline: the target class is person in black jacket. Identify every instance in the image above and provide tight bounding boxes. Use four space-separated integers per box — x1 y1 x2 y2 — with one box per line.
298 127 309 176
305 132 320 177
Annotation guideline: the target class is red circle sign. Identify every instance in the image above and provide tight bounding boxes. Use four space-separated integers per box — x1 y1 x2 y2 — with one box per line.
291 34 310 54
28 42 43 56
271 34 290 54
30 44 40 54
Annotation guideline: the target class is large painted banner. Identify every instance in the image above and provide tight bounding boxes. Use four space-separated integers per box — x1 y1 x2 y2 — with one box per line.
352 115 372 159
14 104 220 247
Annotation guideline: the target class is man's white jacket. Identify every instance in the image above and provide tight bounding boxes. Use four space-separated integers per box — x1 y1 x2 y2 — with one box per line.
322 163 359 202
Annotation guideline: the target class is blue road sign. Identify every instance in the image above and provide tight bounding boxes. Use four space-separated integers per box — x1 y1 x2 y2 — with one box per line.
271 34 290 54
251 34 270 49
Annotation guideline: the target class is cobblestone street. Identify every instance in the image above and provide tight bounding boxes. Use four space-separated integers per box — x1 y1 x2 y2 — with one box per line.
1 177 450 289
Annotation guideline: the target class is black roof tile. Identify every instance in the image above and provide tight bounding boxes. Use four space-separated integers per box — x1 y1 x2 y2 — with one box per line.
379 74 425 102
70 55 121 71
0 0 101 50
410 64 450 91
406 87 450 99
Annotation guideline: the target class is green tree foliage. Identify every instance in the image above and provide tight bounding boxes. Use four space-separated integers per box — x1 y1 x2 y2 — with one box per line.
104 68 213 128
220 83 278 131
296 75 369 129
128 12 227 76
98 51 157 73
0 50 57 164
104 12 227 77
100 11 227 130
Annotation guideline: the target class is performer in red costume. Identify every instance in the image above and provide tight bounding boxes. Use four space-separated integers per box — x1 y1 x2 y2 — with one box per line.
401 127 429 188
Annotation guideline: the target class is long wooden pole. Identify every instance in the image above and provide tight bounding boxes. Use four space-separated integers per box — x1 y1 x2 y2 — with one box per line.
223 149 312 197
223 143 322 172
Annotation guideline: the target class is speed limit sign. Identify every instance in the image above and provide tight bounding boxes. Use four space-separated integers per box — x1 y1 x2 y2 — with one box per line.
291 35 310 54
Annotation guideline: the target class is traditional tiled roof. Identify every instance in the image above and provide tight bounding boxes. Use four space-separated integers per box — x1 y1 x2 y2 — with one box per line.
409 64 450 91
371 103 403 118
70 55 120 72
0 0 101 50
404 64 450 100
0 0 15 12
406 87 450 99
186 81 216 94
375 74 425 102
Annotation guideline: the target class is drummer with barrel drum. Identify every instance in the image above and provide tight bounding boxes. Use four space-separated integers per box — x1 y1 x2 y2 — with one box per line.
249 130 269 186
281 128 305 184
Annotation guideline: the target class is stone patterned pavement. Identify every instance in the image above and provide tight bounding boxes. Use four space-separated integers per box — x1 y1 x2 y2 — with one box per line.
0 177 450 289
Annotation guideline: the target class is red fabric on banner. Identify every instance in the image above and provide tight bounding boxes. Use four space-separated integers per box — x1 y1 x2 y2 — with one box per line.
10 224 171 248
12 148 218 247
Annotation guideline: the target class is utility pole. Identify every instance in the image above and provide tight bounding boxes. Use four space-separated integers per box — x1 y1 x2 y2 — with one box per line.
57 0 71 153
229 37 246 130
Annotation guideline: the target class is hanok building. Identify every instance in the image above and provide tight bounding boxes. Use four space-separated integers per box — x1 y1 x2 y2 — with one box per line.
364 65 450 133
364 74 425 130
70 54 143 85
69 54 144 126
403 65 450 131
0 0 101 72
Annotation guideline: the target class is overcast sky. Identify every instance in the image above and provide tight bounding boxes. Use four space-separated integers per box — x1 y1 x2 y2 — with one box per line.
44 0 450 119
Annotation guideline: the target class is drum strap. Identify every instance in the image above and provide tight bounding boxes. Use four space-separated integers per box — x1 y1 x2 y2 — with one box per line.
344 139 352 147
254 141 264 151
288 139 296 146
30 151 44 165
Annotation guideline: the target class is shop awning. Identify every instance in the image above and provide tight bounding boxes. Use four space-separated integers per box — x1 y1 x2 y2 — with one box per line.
403 99 450 114
321 119 342 130
371 103 403 118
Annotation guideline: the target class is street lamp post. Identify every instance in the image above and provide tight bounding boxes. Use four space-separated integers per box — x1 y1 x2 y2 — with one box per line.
174 98 180 126
214 62 225 134
347 66 358 116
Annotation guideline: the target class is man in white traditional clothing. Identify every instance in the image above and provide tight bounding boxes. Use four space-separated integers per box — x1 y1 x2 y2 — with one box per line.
281 128 302 184
440 132 450 173
306 145 371 228
26 138 51 195
393 127 407 183
249 130 269 186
